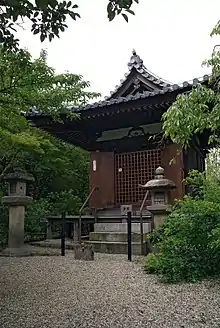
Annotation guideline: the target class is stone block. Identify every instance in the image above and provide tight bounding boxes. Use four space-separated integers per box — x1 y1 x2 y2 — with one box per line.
94 222 151 234
90 232 141 242
153 214 166 229
74 243 94 261
87 240 146 255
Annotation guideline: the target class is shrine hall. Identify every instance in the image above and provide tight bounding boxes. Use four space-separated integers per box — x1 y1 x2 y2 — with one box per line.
27 50 210 217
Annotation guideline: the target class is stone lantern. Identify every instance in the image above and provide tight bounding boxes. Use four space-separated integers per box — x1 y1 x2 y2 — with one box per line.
140 166 176 229
1 168 35 256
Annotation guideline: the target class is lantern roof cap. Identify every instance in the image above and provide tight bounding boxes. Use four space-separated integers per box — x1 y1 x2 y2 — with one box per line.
3 168 35 183
140 166 176 190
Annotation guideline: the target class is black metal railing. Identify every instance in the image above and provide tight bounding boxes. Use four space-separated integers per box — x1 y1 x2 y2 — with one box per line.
139 190 150 255
78 186 98 242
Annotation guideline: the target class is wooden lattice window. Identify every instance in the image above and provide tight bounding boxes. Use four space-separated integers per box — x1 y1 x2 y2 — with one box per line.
154 192 165 204
115 149 161 205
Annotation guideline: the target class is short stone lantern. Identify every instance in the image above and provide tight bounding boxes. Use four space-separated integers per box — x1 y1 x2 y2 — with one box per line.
140 166 176 229
1 168 35 256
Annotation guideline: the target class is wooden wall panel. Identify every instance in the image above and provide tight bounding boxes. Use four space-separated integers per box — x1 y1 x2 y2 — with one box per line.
161 144 185 202
89 152 115 209
115 149 161 205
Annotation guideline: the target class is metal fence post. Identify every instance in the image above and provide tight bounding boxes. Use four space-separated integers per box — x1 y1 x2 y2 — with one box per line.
61 212 66 256
127 211 132 262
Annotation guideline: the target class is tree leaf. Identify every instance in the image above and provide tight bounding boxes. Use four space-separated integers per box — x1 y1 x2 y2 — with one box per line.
35 0 49 9
125 9 135 15
122 13 128 22
48 0 58 7
40 33 46 42
33 28 40 34
67 1 72 8
108 10 115 22
107 2 113 14
49 33 53 42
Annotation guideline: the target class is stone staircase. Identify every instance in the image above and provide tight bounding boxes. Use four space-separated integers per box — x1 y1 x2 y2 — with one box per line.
87 222 152 255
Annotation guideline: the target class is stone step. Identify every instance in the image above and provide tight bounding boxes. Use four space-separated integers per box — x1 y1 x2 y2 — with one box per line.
94 222 152 233
85 240 146 255
89 232 142 242
29 239 75 249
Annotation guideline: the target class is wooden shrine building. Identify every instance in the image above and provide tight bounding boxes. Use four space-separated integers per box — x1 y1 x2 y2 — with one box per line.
27 51 209 216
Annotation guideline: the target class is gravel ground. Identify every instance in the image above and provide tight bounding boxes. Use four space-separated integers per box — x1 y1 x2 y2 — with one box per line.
0 252 220 328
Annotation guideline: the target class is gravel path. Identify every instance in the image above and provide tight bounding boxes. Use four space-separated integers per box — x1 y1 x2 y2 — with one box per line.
1 252 220 328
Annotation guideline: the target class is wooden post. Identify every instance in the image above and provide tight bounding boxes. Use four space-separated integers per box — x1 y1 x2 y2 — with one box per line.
46 220 53 240
73 219 79 242
78 214 82 243
139 211 144 256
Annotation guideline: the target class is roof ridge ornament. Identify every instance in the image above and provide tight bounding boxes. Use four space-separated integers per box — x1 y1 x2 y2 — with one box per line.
128 49 144 71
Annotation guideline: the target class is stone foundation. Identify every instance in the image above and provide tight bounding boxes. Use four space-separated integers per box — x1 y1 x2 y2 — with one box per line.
88 222 152 255
94 222 151 234
0 245 61 257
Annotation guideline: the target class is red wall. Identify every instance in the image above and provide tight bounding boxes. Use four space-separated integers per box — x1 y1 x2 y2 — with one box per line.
89 144 185 209
161 144 185 202
89 152 115 209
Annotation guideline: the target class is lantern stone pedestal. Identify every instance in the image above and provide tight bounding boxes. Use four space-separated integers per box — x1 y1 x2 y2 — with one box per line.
0 168 35 257
147 205 170 230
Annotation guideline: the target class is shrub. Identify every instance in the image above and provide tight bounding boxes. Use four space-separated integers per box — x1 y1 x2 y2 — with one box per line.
184 169 205 199
145 170 220 283
25 190 82 241
144 253 161 274
147 226 166 245
25 198 52 241
184 169 220 203
145 196 220 282
0 188 82 246
47 189 82 215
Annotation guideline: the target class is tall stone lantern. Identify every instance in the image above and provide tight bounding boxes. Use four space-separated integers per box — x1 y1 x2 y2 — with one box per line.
1 168 35 256
140 166 176 229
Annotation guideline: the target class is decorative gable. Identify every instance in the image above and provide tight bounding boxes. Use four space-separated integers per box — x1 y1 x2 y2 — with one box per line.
107 50 172 99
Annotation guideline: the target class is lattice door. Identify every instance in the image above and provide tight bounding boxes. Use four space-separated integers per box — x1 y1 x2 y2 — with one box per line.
115 149 161 204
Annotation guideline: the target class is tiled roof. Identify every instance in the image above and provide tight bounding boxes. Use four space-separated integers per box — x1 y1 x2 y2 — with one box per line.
26 51 211 117
106 50 172 100
69 74 209 112
26 74 210 118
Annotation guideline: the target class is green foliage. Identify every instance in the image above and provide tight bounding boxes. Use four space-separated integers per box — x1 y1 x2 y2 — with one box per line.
162 84 216 147
25 198 52 241
0 47 97 179
184 169 205 199
107 0 138 22
0 47 99 113
206 148 220 181
184 169 220 204
144 252 161 274
147 226 165 245
47 189 82 214
18 136 90 201
0 46 92 245
24 190 83 241
145 171 220 283
0 0 138 49
162 23 220 147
